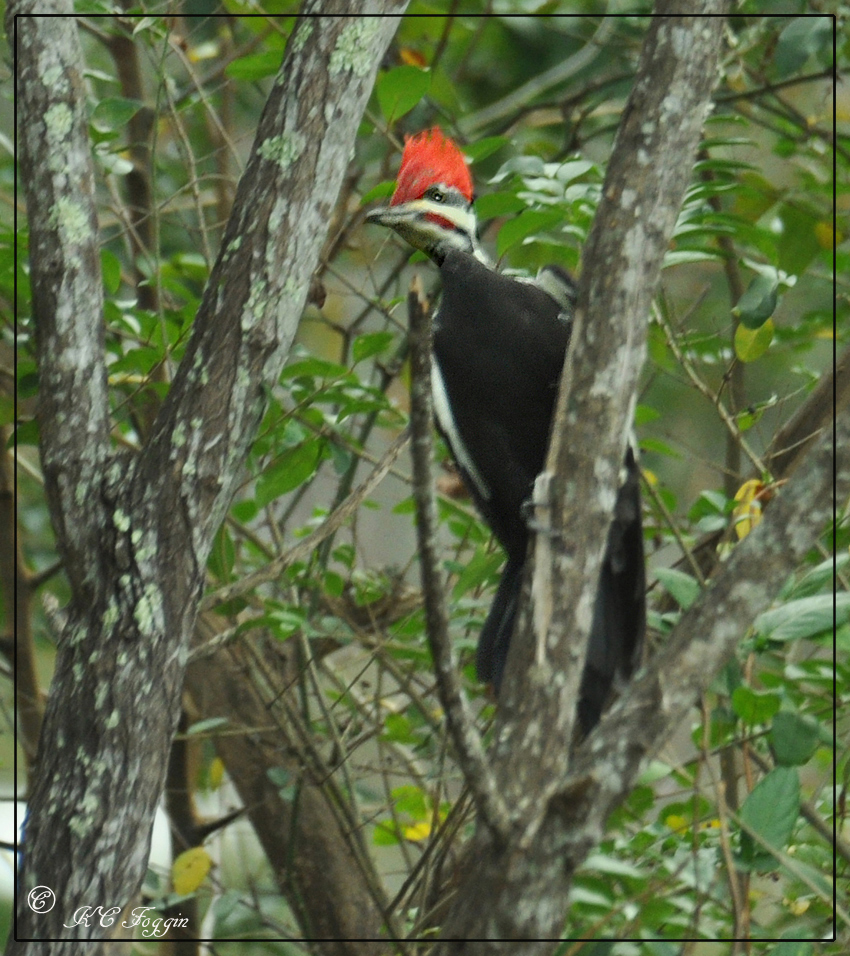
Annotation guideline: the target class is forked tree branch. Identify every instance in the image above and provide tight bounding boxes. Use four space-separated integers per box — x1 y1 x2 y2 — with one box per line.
497 0 731 822
435 5 732 949
8 4 406 950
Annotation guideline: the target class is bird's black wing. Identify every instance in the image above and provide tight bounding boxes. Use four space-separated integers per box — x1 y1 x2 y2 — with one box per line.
432 250 644 728
434 250 571 559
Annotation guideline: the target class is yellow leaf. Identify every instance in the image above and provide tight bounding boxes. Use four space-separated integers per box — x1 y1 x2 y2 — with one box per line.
665 813 688 834
814 221 838 249
733 479 764 540
399 48 427 68
402 820 432 842
208 757 225 791
172 846 212 895
784 897 810 916
734 318 774 363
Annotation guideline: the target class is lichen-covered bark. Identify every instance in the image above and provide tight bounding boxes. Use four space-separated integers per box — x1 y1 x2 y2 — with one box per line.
438 407 844 950
496 4 731 789
435 4 734 949
7 4 406 951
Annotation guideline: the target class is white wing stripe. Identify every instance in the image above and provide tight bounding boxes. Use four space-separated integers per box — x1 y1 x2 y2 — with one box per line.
431 360 491 502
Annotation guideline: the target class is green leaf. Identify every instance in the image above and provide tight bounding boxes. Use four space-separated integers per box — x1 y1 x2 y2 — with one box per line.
785 552 849 599
352 331 394 364
755 592 849 643
13 418 39 447
256 441 323 506
496 208 562 258
225 50 282 82
361 180 396 205
208 523 235 582
101 249 122 295
16 361 38 399
231 498 258 524
654 568 701 610
770 711 821 766
634 404 659 426
392 784 427 818
583 854 645 880
392 495 416 515
664 249 721 268
553 159 595 184
91 97 142 133
271 608 305 639
739 767 800 869
490 154 545 184
382 712 416 745
474 191 526 220
733 273 778 329
452 548 502 599
774 17 832 77
637 760 673 785
281 356 347 380
639 436 681 459
776 203 822 277
185 717 228 736
461 136 509 162
376 65 430 123
734 318 774 363
731 686 781 724
267 766 297 801
373 820 401 846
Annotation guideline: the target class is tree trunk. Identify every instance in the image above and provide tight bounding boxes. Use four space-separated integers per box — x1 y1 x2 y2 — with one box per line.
7 4 406 951
435 4 735 948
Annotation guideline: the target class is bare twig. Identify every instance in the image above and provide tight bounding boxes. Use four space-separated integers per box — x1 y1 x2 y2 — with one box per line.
654 301 769 477
201 427 409 611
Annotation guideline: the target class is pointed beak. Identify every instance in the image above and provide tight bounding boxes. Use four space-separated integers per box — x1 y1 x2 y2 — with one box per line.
365 204 413 228
365 206 390 226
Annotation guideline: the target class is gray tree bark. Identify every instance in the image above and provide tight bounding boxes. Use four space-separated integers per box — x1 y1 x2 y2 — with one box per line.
7 3 406 951
433 4 744 949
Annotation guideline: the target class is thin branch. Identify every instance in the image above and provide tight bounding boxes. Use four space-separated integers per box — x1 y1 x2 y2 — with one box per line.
654 301 769 477
201 427 409 611
460 16 616 136
640 470 707 586
715 65 835 103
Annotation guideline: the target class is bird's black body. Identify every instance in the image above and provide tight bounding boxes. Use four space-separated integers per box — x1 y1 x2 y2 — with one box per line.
434 251 571 557
433 250 645 733
365 129 645 734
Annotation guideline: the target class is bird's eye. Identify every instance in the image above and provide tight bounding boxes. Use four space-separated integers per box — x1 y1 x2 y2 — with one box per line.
429 188 445 203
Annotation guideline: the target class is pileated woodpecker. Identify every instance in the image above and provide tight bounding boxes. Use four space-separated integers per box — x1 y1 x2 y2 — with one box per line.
367 129 645 733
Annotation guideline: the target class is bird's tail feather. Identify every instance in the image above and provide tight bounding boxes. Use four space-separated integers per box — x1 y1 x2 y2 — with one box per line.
475 554 524 692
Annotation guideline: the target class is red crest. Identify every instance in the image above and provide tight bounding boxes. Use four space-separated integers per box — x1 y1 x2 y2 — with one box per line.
391 128 473 206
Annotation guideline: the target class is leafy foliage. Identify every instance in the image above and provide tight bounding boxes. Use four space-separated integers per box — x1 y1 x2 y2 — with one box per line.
2 5 845 950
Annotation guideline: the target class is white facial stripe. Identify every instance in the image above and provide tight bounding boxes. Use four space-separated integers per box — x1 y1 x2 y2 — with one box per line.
432 360 491 502
403 198 478 234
